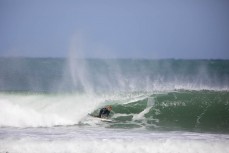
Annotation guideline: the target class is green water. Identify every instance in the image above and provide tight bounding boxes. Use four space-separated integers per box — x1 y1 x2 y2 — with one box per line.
101 90 229 133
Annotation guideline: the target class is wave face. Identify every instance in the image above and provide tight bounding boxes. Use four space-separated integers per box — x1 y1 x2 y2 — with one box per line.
106 90 229 133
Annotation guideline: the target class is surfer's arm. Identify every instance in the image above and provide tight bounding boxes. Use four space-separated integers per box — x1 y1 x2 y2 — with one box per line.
98 108 105 118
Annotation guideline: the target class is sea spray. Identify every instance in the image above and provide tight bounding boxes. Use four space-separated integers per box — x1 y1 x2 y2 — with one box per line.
1 58 229 92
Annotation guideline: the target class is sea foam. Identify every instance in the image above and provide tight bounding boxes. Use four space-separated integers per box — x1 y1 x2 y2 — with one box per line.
1 128 228 153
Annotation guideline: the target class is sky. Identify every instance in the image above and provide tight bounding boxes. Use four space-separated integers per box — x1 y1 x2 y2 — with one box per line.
0 0 229 59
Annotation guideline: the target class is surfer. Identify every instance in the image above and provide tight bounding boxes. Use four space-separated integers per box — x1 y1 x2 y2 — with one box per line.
98 105 112 118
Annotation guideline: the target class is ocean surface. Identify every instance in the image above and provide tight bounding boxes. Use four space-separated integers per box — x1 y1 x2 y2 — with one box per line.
0 58 229 153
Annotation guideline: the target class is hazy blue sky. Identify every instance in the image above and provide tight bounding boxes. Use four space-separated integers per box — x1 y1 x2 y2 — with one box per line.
1 0 229 59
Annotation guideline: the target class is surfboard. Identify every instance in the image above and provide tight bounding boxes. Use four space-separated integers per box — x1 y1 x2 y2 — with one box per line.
88 114 113 122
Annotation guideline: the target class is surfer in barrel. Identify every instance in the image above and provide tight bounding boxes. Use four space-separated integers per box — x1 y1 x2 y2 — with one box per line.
98 105 112 118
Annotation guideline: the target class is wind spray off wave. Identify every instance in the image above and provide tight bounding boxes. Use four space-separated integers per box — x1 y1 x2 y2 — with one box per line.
1 58 229 92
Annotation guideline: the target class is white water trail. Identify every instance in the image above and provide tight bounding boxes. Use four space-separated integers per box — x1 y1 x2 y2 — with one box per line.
132 97 154 120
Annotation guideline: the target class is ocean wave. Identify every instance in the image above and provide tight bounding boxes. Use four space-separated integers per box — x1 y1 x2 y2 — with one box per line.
0 90 228 133
91 90 229 133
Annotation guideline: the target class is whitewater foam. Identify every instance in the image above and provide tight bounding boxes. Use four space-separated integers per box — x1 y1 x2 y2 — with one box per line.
0 93 104 127
1 127 229 153
0 92 150 128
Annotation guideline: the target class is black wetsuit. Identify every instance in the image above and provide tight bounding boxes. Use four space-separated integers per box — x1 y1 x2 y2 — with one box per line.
98 108 110 118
